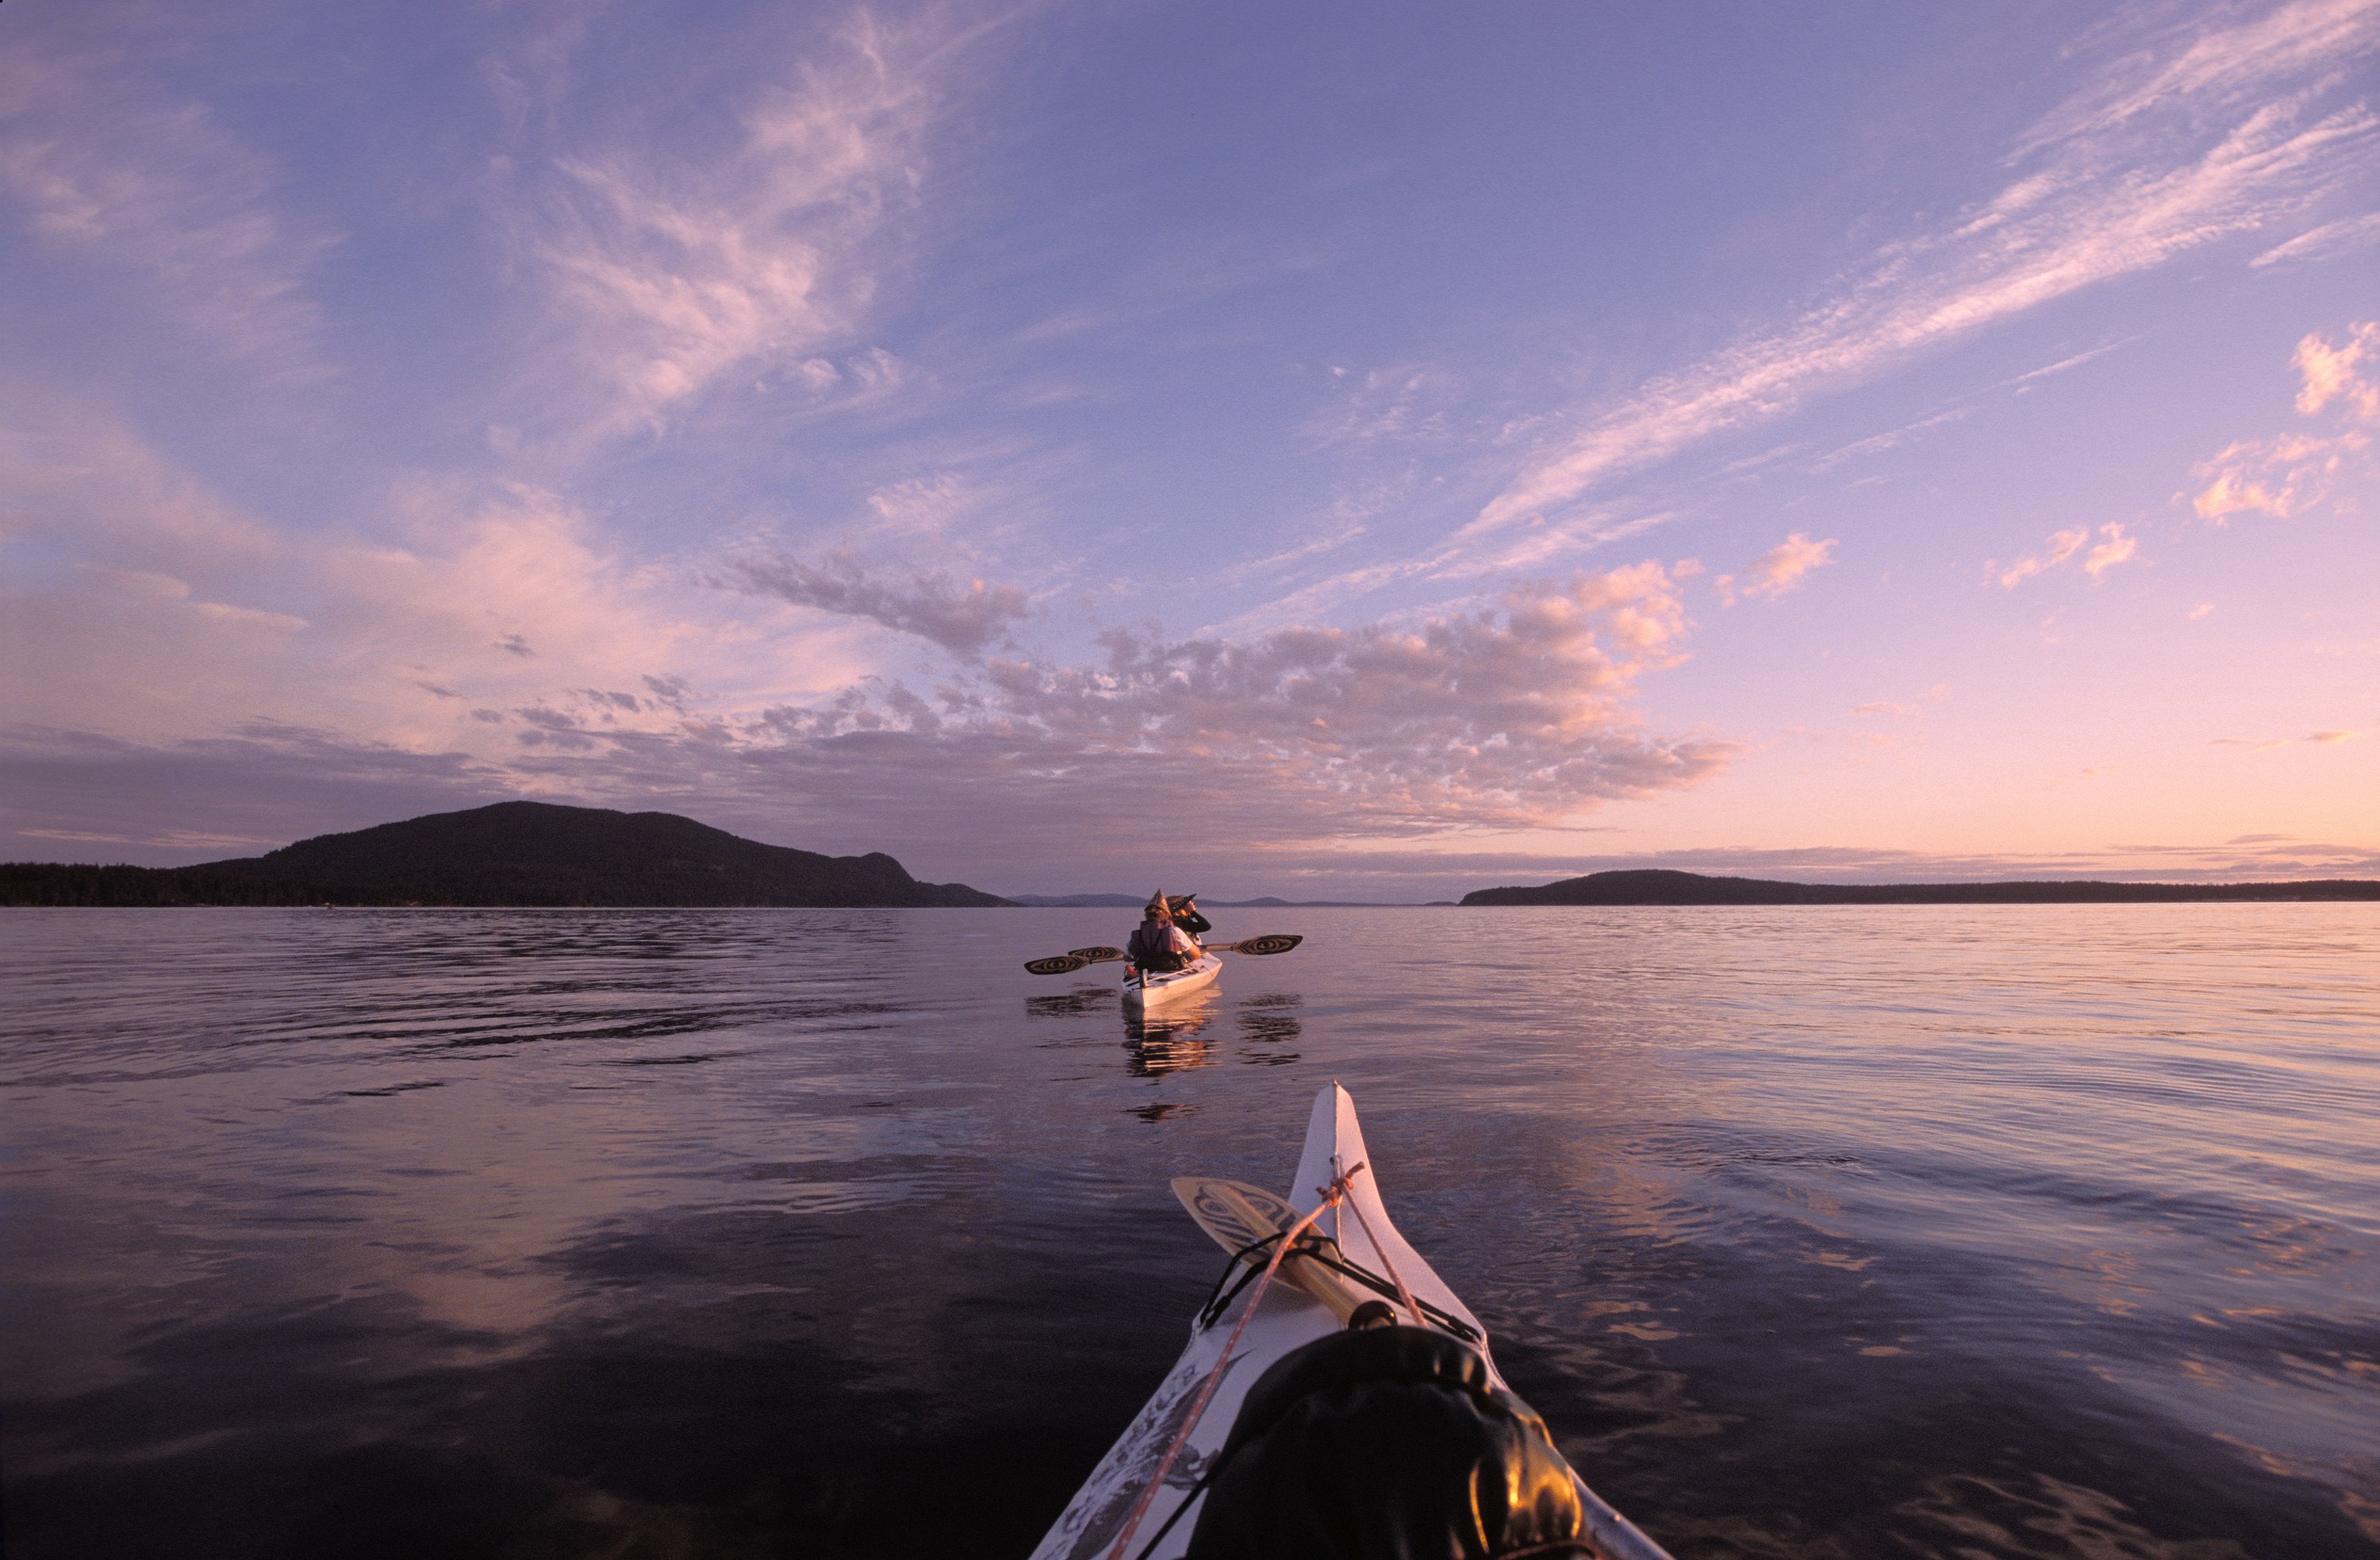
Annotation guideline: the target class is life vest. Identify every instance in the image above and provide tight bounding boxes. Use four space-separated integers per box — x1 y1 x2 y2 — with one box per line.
1128 922 1193 972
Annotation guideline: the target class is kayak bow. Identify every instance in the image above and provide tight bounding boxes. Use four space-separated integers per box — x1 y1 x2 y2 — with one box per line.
1029 1083 1673 1560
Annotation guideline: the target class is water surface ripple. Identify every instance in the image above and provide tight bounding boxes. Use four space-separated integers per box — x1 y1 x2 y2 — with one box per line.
2 906 2375 1558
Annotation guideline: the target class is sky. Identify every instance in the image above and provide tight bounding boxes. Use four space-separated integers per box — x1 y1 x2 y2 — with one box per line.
2 0 2376 899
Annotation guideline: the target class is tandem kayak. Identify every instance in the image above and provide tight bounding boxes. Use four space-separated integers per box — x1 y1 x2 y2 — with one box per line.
1122 952 1221 1015
1028 1083 1674 1560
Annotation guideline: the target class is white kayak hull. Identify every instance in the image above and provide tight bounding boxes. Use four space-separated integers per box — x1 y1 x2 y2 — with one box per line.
1121 953 1220 1014
1027 1082 1672 1560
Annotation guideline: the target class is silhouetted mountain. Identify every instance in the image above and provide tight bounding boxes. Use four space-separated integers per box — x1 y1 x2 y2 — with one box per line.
2 802 1012 908
1461 868 2380 905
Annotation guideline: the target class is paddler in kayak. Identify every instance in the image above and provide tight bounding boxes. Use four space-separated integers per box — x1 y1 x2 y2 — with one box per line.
1129 891 1204 974
1169 893 1213 939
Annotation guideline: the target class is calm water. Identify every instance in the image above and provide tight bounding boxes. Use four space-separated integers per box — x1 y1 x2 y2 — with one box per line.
3 906 2376 1559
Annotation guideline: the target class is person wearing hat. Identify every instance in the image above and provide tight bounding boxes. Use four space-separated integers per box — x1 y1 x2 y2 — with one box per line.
1169 893 1213 939
1128 892 1203 974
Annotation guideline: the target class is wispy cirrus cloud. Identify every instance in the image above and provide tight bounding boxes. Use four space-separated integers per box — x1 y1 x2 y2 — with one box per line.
2251 209 2380 266
1460 0 2380 544
0 37 334 381
1308 364 1461 448
512 13 958 440
2021 0 2380 149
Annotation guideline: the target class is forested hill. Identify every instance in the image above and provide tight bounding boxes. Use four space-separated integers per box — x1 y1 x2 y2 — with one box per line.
1461 868 2380 906
2 801 1013 908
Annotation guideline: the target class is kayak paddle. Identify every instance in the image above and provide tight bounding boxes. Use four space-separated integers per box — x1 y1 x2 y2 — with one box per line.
1021 933 1301 974
1172 1175 1370 1324
1211 933 1302 956
1023 945 1124 976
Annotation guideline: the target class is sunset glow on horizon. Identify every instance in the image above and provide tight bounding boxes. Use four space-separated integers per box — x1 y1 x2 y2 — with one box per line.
3 0 2375 898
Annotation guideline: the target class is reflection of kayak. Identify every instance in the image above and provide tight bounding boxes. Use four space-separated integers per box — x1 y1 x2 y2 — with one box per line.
1122 952 1220 1014
1029 1083 1674 1560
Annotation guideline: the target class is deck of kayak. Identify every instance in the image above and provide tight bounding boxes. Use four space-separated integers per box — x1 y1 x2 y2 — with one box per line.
1029 1083 1673 1560
1121 952 1222 1013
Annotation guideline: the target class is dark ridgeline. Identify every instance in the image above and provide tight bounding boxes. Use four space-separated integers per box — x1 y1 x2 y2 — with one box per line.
1461 867 2380 905
0 801 1012 908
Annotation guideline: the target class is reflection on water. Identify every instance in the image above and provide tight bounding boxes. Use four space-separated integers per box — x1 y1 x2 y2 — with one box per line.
1026 974 1303 1080
1123 989 1221 1076
2 905 2377 1559
1124 1029 1210 1078
1234 994 1303 1066
1123 991 1303 1077
1024 986 1115 1019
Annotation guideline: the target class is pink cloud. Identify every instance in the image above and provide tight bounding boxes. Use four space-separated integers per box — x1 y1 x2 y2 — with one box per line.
1994 527 2087 587
2190 321 2377 521
1994 523 2138 586
750 560 1726 832
3 398 1729 843
2082 522 2138 578
1717 532 1837 605
520 15 957 442
2294 319 2379 421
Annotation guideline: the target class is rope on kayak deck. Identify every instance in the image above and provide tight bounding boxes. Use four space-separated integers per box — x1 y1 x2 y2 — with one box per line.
1194 1232 1284 1330
1104 1163 1365 1560
1196 1237 1482 1343
1331 1152 1429 1329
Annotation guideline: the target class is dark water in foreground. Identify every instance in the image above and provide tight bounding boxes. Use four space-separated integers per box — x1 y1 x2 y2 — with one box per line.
3 906 2376 1559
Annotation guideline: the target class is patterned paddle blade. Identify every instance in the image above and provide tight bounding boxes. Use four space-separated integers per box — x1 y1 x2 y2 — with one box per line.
1067 946 1127 963
1172 1176 1301 1261
1170 1175 1365 1323
1024 955 1090 976
1229 934 1303 957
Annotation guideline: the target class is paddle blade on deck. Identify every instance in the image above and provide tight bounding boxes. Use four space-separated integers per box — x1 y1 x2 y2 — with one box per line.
1171 1175 1366 1323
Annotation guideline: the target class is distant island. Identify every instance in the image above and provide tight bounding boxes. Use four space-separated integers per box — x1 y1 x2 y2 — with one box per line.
1461 868 2380 905
0 801 1012 909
